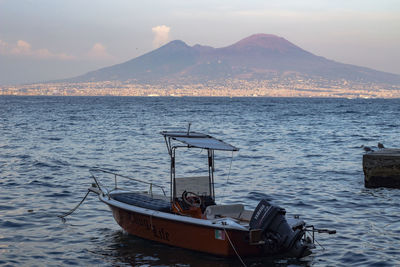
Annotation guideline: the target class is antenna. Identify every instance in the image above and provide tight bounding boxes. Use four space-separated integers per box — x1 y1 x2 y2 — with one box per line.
187 122 191 135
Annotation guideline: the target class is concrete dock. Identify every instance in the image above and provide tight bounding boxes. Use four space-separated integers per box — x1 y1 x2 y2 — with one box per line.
363 149 400 188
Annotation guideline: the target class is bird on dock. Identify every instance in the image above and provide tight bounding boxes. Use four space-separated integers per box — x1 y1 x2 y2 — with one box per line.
361 145 374 153
378 142 385 149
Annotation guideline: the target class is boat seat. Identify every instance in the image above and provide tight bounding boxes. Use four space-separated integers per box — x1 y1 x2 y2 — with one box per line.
111 192 171 212
239 210 253 221
204 204 244 220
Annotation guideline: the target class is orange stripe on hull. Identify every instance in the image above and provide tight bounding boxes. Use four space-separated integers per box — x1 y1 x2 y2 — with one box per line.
110 205 263 257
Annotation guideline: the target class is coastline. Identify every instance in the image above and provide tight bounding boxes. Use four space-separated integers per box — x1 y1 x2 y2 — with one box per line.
1 79 400 98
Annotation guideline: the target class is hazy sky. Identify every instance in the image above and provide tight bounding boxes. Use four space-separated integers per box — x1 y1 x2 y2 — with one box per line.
1 0 399 84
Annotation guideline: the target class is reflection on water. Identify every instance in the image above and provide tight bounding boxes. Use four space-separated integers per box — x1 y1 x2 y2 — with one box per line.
1 96 400 266
93 230 313 267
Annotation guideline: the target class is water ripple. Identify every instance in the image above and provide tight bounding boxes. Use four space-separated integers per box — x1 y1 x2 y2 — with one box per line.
1 96 400 266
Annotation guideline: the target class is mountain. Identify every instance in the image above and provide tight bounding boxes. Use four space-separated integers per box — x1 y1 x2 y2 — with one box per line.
65 34 400 84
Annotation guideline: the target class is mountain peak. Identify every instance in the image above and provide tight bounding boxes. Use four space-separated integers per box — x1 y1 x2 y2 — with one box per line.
228 33 299 52
155 40 191 52
242 33 281 41
167 40 188 46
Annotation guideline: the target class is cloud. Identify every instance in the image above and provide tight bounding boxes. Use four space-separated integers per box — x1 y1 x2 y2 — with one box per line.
11 40 31 55
0 39 75 60
0 39 117 62
87 42 115 60
0 39 8 54
152 25 170 48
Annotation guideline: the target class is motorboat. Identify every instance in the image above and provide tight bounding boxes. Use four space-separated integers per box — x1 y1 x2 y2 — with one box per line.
88 130 332 259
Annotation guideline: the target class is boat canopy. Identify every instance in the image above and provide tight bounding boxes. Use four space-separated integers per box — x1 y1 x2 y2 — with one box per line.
160 131 239 151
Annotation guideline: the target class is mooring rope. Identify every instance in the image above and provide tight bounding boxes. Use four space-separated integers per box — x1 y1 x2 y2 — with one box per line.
223 227 247 267
58 190 91 222
313 235 325 250
305 228 327 250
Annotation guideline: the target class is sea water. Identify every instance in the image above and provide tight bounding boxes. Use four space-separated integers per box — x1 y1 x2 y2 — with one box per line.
1 96 400 266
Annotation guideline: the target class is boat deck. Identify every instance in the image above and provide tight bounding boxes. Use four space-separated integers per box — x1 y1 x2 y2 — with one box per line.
110 192 171 212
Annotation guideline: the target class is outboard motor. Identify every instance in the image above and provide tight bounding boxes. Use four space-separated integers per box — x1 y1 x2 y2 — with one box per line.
250 199 311 258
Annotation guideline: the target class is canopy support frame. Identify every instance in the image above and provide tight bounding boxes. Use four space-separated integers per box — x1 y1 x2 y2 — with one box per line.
161 131 238 203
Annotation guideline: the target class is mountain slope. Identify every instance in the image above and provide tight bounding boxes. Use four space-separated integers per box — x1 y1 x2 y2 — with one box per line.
66 34 400 84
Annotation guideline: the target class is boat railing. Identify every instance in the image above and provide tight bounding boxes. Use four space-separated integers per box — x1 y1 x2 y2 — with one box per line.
89 168 167 198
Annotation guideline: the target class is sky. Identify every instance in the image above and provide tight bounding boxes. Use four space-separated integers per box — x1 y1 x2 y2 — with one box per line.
0 0 399 85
